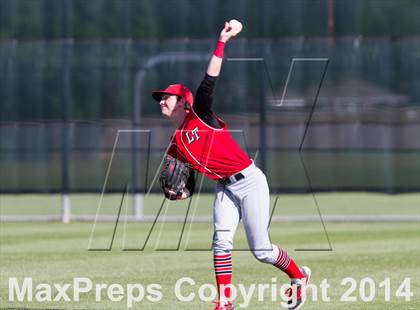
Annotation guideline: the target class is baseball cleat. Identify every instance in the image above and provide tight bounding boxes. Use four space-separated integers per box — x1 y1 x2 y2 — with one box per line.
286 266 311 310
213 301 235 310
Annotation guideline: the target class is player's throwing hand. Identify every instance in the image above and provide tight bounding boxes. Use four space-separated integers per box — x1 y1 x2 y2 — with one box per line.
219 20 243 42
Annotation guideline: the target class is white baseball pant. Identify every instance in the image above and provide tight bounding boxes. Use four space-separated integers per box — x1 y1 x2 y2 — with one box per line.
212 162 280 263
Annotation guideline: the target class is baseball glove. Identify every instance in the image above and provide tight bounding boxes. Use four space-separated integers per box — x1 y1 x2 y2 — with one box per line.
160 155 191 200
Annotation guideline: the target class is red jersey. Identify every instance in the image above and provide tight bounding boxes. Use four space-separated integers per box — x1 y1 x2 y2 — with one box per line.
168 110 252 180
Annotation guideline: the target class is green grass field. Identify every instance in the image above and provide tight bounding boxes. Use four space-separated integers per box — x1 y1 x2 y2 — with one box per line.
0 222 419 309
1 193 419 217
1 193 419 309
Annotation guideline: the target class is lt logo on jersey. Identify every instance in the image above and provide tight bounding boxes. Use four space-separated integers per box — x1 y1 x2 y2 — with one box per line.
185 127 200 144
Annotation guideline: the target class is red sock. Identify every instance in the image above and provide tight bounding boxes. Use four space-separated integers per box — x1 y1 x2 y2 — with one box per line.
214 252 232 301
273 247 304 279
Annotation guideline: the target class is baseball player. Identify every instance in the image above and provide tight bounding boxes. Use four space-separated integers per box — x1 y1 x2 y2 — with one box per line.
152 21 311 310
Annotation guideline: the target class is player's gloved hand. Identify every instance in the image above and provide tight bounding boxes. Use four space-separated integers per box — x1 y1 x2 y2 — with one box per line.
159 154 191 200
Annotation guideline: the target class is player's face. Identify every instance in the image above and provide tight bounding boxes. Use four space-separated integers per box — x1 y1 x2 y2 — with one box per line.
159 94 186 119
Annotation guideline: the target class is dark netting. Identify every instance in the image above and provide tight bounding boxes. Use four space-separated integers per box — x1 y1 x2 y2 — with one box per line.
1 0 419 39
0 1 419 194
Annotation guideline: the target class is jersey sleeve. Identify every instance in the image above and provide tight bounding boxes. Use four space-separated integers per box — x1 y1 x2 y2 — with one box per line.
193 74 221 128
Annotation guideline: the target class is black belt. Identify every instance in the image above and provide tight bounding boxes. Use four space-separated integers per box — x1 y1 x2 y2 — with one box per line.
218 172 245 185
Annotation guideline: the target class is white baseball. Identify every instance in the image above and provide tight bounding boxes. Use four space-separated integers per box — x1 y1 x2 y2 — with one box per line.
229 19 243 35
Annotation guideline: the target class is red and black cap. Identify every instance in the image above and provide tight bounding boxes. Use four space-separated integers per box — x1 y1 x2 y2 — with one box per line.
152 84 194 106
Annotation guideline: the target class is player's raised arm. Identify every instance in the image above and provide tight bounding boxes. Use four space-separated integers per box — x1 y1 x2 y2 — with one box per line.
207 20 243 77
194 20 243 127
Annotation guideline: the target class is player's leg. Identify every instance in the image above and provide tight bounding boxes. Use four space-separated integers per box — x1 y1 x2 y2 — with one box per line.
213 183 240 307
239 167 310 309
239 167 304 278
